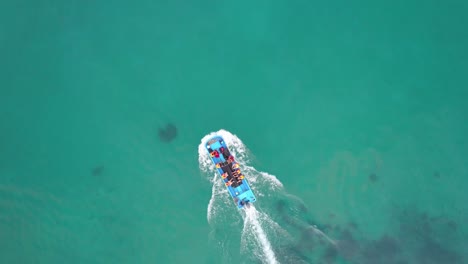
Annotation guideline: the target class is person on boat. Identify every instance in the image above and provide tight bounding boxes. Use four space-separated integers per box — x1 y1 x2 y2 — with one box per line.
233 172 241 181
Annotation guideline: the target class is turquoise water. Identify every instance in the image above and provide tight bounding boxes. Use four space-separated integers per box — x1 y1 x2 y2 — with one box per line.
1 0 468 263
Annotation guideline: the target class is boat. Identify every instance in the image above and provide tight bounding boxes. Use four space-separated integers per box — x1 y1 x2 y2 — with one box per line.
205 135 257 209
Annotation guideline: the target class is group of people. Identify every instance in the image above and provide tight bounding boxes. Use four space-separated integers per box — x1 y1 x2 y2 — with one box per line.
225 164 243 187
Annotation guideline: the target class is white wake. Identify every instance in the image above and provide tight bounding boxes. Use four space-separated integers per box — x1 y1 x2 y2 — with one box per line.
242 205 279 264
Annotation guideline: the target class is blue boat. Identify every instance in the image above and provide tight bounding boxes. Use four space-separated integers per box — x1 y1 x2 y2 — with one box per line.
205 136 257 209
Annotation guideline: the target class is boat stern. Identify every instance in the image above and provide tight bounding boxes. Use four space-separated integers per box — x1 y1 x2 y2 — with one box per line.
235 188 256 209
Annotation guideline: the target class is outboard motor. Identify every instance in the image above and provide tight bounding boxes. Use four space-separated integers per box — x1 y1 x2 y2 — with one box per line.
240 199 251 208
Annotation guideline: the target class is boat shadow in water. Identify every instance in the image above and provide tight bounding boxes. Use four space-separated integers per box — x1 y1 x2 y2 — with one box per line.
273 199 464 264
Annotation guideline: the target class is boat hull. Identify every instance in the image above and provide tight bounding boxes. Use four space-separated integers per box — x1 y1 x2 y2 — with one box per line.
205 136 257 209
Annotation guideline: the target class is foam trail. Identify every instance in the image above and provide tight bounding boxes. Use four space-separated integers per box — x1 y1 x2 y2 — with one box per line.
243 206 279 264
206 173 218 223
308 225 337 246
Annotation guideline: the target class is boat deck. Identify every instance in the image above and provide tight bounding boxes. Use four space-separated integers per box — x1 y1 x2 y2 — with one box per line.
205 136 257 208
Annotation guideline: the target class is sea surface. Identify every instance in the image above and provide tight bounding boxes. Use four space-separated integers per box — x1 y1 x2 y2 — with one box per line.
1 0 467 263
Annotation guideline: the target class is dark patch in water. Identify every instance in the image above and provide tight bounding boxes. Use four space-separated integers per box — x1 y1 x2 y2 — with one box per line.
92 166 104 176
361 235 400 264
434 171 440 178
275 199 306 230
336 229 360 260
447 220 458 231
417 239 461 264
297 227 317 251
398 210 432 240
158 123 177 142
369 173 378 182
394 206 464 264
285 204 464 264
347 221 358 230
275 200 287 214
322 245 338 263
298 202 308 213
